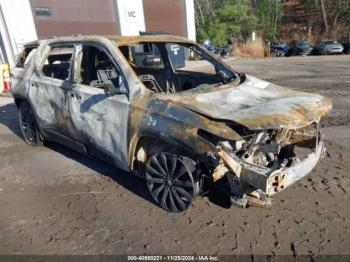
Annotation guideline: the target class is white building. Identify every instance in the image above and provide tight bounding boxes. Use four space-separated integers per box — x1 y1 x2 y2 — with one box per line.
0 0 196 66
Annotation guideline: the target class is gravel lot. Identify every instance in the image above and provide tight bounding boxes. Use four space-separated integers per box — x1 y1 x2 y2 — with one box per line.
0 55 349 256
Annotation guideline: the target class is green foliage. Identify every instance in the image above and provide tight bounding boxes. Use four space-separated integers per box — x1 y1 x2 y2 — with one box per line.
194 0 282 46
256 0 283 40
216 0 258 40
197 22 227 47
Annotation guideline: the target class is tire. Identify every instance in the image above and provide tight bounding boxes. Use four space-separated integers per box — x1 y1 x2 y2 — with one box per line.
18 101 43 146
145 152 201 212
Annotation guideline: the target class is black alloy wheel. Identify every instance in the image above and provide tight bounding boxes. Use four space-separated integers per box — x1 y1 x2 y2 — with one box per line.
18 101 42 146
146 152 198 212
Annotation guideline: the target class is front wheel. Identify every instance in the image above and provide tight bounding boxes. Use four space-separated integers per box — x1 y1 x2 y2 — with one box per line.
18 101 42 146
145 152 200 212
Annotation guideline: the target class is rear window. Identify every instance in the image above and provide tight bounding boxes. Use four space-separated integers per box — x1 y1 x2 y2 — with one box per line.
16 46 37 68
324 40 339 44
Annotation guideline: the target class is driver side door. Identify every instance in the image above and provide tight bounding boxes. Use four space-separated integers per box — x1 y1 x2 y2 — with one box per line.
68 43 130 170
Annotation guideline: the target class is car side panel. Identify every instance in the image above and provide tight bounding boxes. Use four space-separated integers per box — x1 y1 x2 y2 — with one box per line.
28 74 72 134
68 84 130 171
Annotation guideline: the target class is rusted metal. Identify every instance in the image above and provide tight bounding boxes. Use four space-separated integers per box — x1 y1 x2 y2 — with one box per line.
246 195 272 208
212 159 228 182
11 35 332 210
169 76 333 130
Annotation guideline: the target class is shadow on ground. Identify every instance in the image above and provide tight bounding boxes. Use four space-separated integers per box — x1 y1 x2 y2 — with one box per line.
45 141 155 205
0 101 231 210
0 102 22 138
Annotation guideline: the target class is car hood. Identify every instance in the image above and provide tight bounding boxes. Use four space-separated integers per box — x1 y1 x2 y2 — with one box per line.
168 76 332 130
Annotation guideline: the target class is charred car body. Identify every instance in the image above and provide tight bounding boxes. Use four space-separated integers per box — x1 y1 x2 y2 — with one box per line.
11 35 332 212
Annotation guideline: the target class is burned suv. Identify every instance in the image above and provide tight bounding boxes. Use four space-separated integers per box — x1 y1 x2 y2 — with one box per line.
11 35 332 212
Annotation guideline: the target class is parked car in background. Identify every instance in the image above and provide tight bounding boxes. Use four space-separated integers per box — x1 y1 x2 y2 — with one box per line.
218 44 233 58
288 40 313 56
269 41 289 57
203 39 218 55
340 36 350 54
313 40 344 55
203 39 233 58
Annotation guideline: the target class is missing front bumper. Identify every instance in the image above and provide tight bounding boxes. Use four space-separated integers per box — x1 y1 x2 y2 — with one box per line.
214 136 325 206
240 140 325 196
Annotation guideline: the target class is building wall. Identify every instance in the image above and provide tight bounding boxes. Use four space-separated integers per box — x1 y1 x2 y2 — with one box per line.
143 0 186 37
0 0 37 66
0 0 196 66
184 0 195 41
29 0 119 38
30 0 195 39
114 0 145 36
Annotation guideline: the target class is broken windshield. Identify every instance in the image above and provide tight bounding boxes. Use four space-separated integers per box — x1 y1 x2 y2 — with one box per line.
118 42 238 94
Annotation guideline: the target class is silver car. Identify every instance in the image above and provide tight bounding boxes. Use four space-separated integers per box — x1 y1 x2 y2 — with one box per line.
314 40 344 55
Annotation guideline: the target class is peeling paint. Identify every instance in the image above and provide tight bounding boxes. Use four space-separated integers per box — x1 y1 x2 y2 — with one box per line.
11 35 332 208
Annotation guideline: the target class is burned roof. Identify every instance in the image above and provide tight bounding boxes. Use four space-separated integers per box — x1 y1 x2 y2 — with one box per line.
23 34 192 48
106 35 192 45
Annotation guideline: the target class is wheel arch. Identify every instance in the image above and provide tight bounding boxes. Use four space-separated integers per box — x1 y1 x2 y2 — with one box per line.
128 133 201 177
14 96 27 109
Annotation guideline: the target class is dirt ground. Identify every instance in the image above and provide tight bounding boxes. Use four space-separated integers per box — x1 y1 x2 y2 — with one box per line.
0 55 349 256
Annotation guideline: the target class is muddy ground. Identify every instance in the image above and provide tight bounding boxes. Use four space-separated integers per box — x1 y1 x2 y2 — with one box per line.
0 55 349 256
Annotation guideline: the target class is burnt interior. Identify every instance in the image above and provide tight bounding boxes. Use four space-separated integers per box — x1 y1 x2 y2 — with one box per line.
42 46 74 80
119 42 237 94
79 45 120 88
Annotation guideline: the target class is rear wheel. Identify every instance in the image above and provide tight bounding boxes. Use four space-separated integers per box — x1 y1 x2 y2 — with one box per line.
145 152 200 212
18 101 42 146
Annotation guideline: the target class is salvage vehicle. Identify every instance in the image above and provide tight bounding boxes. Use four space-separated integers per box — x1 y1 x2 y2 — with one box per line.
269 41 289 57
11 35 332 212
313 40 344 55
340 36 350 54
288 40 313 56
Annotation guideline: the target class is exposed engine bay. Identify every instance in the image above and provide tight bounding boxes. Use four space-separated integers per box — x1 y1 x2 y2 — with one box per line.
209 122 324 208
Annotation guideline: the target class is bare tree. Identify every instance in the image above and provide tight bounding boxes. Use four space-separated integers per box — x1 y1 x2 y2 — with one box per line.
195 0 206 27
319 0 329 35
332 0 343 28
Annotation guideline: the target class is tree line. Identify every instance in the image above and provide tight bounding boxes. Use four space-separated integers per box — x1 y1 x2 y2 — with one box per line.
194 0 350 46
300 0 350 36
194 0 283 46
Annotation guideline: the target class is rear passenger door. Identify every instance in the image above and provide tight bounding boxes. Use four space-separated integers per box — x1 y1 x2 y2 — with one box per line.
28 44 76 137
68 43 129 170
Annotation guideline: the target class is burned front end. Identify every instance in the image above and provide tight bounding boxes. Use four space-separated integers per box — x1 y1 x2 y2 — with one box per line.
210 122 326 208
